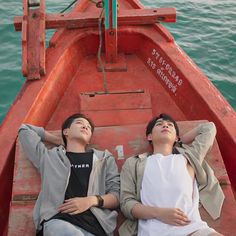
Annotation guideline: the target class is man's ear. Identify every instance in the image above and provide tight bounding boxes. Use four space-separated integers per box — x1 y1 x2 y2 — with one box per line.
147 133 152 141
63 128 68 136
175 136 180 142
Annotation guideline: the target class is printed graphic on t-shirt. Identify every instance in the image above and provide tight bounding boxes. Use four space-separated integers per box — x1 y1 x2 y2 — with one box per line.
70 163 90 169
52 151 106 236
65 151 93 198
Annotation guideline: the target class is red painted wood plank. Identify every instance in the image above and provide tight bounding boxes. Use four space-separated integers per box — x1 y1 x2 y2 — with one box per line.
80 91 151 111
21 20 27 77
8 204 35 236
21 0 28 77
39 0 46 76
12 141 40 197
105 29 118 63
80 90 153 126
118 8 176 23
9 122 236 236
14 8 176 31
27 9 41 80
82 109 153 126
105 0 118 62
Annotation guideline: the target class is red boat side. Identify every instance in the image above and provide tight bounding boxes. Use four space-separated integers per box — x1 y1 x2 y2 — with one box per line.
0 0 236 235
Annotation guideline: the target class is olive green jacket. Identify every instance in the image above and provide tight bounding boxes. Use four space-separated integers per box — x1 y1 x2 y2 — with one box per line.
119 122 224 236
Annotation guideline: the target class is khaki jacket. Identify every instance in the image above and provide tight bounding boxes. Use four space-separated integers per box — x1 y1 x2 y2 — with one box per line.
119 122 224 236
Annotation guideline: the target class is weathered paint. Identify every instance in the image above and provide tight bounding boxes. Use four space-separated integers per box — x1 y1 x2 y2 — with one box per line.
0 0 236 235
8 122 236 236
15 3 176 71
21 0 46 79
14 8 177 31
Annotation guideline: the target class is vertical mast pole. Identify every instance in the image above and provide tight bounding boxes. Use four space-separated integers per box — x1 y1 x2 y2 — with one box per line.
104 0 117 63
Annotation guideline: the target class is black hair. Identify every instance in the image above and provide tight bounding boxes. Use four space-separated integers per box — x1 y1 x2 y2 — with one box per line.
146 113 182 149
61 113 94 147
146 113 179 136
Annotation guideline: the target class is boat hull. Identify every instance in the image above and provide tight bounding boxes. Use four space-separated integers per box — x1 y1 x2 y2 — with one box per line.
0 0 236 235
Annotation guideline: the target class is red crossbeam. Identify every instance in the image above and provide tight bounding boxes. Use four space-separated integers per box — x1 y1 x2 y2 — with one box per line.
14 8 176 31
15 6 176 79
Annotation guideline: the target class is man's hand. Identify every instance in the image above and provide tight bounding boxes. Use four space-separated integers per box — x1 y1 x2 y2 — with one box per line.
58 196 97 215
157 208 191 226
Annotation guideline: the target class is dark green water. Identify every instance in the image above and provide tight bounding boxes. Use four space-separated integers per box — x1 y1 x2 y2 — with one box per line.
0 0 235 123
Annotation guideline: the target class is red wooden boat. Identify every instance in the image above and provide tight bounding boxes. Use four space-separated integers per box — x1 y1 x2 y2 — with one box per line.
0 0 236 235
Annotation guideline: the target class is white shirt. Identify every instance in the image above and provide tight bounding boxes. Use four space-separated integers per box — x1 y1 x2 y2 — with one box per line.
138 154 209 236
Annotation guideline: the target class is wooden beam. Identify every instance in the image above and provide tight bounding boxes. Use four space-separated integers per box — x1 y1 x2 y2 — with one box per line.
22 0 28 77
105 0 118 62
14 8 176 31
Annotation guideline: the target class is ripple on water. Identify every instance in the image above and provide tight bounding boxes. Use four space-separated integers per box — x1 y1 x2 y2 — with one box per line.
0 0 235 124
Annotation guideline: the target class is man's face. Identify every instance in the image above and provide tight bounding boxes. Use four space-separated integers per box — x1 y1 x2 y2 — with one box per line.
63 118 93 145
148 118 177 145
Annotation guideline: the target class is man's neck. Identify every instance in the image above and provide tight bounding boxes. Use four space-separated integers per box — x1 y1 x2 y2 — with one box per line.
153 143 173 156
66 140 86 153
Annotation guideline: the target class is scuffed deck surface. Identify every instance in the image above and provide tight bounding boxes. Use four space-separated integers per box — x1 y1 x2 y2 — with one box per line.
8 56 236 235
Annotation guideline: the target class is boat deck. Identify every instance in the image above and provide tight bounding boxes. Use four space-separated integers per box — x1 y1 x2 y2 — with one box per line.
7 55 236 236
1 0 236 235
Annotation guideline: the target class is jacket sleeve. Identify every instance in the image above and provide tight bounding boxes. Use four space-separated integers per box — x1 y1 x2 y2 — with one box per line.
120 157 140 220
18 124 48 170
105 153 120 201
185 122 217 164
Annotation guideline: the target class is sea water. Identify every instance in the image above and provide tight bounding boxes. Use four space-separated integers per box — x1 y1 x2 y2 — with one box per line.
0 0 235 123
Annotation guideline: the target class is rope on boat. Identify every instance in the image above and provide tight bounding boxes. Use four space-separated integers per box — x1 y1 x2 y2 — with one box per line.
60 0 108 93
60 0 78 13
98 8 109 94
89 0 108 94
60 0 103 13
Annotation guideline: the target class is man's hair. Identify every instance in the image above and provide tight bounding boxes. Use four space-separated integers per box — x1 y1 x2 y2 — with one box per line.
146 113 180 138
61 113 95 147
